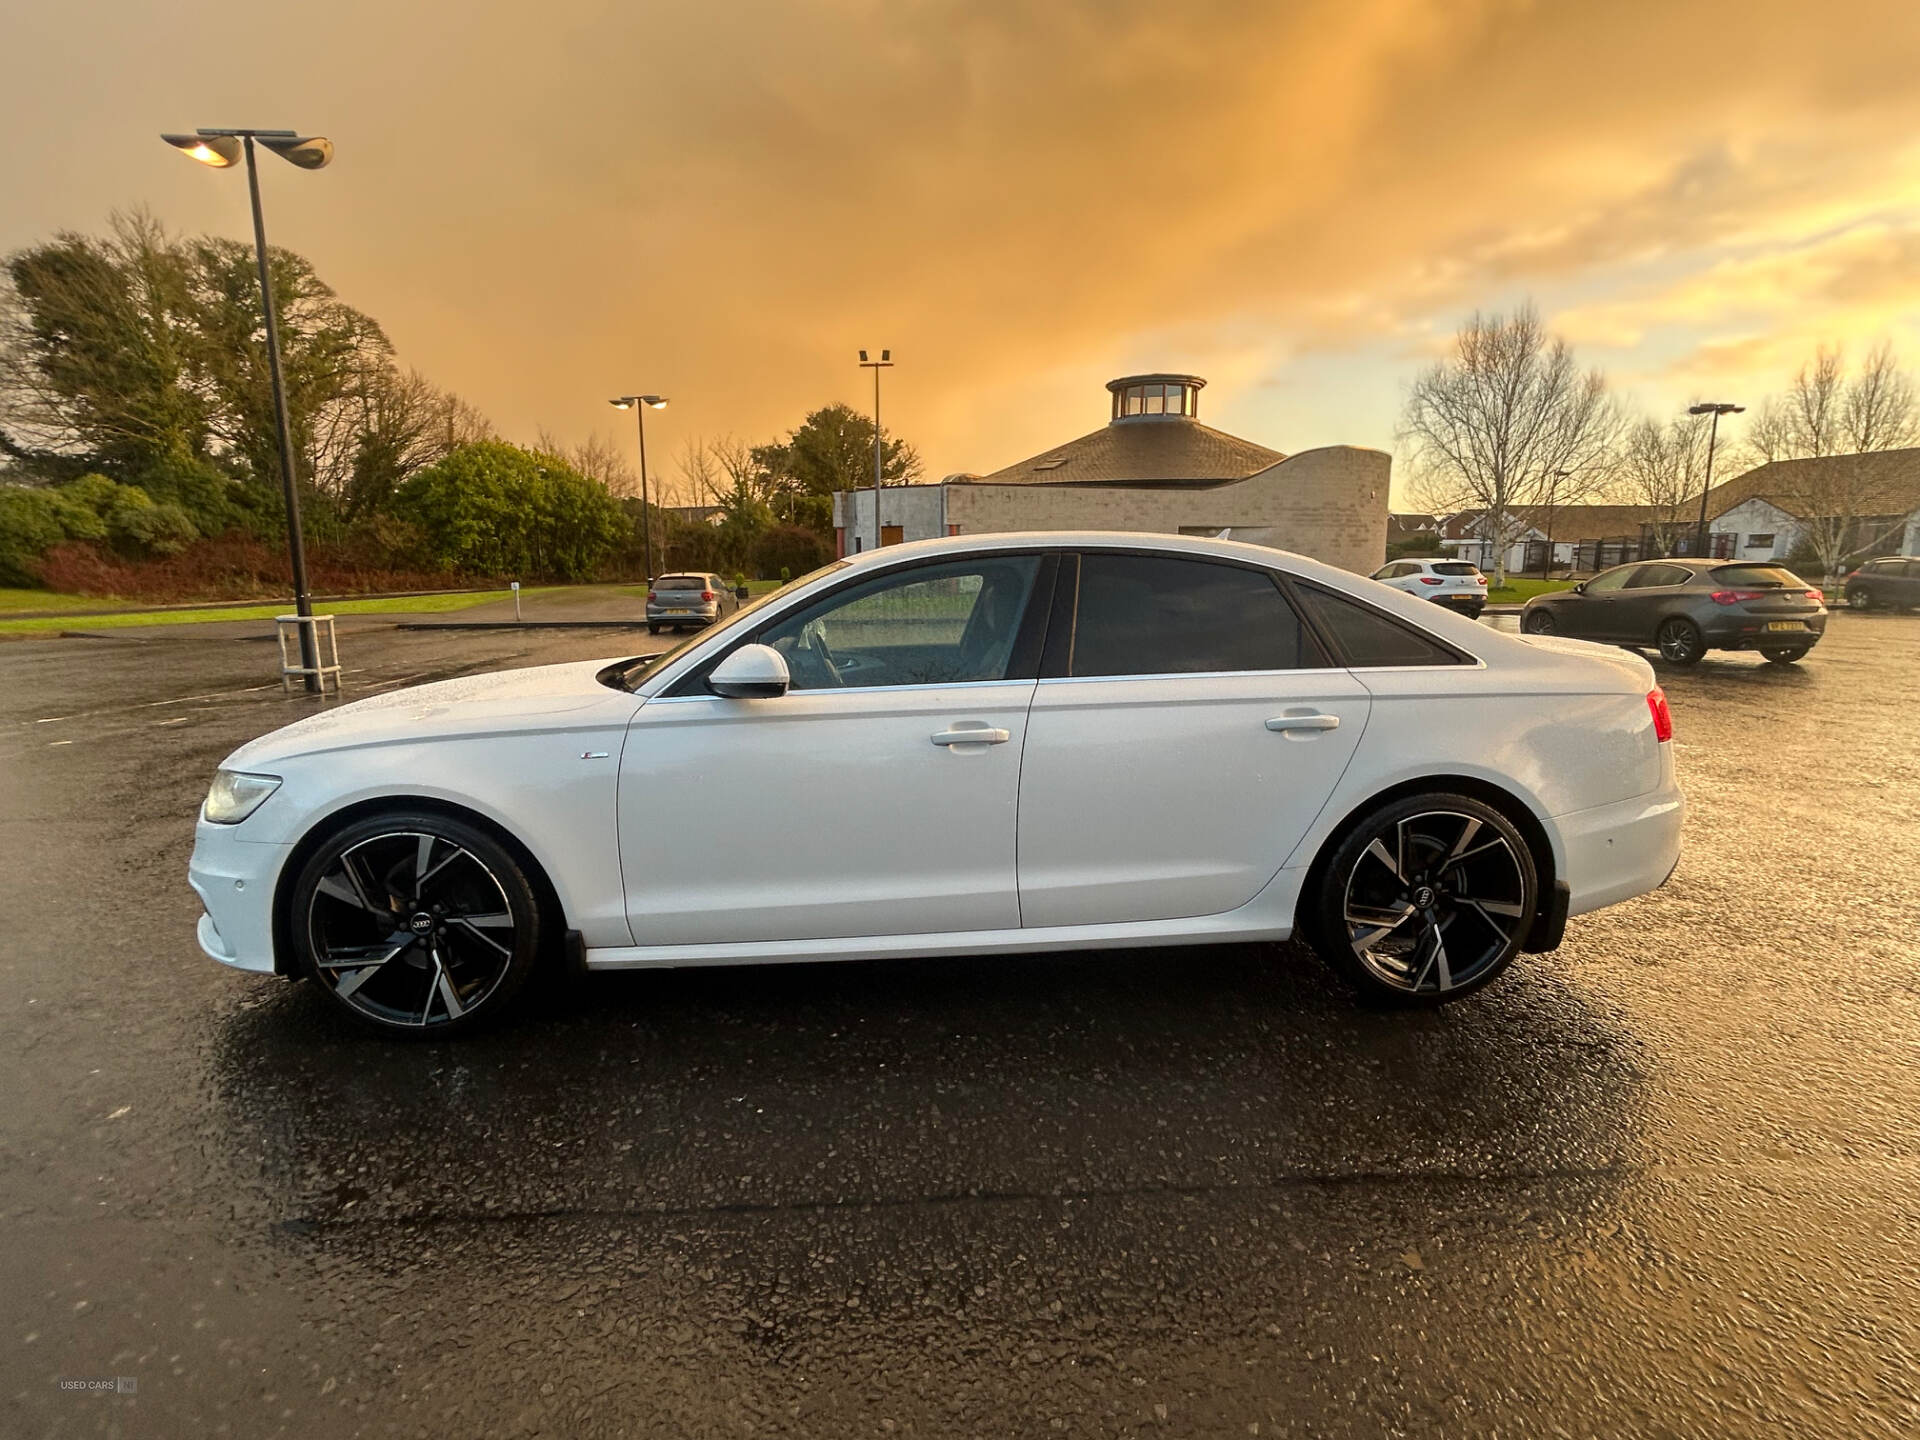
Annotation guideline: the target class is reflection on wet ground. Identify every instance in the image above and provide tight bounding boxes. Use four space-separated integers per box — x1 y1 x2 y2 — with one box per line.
2 612 1917 1436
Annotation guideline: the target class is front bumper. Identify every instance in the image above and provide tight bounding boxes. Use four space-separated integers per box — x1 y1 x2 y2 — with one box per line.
188 821 293 974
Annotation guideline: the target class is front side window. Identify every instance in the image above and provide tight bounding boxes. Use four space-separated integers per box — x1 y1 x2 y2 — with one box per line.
1583 566 1636 594
1294 584 1462 668
758 556 1041 691
1066 555 1323 677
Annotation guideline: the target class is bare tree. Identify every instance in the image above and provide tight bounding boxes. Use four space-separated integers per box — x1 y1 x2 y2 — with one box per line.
1746 343 1919 575
1400 303 1624 584
1619 412 1712 554
676 437 725 507
534 428 636 497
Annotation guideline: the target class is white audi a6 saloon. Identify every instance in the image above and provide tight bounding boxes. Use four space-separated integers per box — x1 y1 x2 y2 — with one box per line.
190 533 1684 1036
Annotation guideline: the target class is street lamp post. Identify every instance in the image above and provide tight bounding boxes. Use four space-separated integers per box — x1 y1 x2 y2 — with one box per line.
610 396 670 580
1688 402 1745 559
857 350 893 551
162 127 333 692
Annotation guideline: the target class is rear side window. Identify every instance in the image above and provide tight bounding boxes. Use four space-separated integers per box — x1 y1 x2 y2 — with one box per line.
1711 564 1805 587
1431 562 1478 576
1295 584 1463 668
1067 555 1323 677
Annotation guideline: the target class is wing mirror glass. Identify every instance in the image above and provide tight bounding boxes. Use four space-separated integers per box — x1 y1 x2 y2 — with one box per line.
708 643 790 698
1572 580 1587 593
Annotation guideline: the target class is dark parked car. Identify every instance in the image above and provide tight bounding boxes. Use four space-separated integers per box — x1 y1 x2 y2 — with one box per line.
1520 560 1827 665
646 572 741 634
1842 556 1920 611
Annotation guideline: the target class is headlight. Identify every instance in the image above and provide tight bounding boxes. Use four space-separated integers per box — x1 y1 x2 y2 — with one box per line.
203 770 282 825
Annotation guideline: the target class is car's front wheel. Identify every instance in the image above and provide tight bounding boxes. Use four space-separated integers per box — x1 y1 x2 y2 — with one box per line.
1657 617 1705 665
1521 609 1555 634
1303 794 1538 1006
289 811 544 1037
1846 586 1875 610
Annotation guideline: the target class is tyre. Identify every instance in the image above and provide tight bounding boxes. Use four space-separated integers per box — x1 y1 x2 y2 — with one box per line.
1522 609 1555 635
1657 617 1704 666
1760 646 1808 664
1303 793 1538 1006
1846 586 1874 610
289 810 545 1037
647 623 661 634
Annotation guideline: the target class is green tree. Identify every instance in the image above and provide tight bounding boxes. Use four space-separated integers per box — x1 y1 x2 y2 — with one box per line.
394 440 627 580
753 403 921 504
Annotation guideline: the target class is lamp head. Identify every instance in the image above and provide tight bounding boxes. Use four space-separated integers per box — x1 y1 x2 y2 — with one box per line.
642 396 669 409
610 397 636 410
858 350 868 362
258 135 334 170
161 133 242 168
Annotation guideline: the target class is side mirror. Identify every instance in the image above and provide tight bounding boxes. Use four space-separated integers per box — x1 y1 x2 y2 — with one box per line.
708 643 789 699
734 585 751 601
1572 581 1587 594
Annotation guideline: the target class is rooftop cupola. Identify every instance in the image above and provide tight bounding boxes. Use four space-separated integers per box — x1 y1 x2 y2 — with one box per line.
1108 373 1204 422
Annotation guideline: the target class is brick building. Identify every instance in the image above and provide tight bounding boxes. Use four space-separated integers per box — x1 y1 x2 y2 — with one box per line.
833 373 1389 574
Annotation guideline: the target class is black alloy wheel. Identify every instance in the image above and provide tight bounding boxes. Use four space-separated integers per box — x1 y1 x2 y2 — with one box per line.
1657 617 1705 666
1846 586 1874 611
1760 646 1809 664
1306 794 1538 1006
1522 609 1555 635
291 811 543 1037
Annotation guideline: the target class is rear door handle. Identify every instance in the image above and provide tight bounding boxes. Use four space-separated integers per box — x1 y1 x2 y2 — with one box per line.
1266 713 1340 732
932 726 1011 746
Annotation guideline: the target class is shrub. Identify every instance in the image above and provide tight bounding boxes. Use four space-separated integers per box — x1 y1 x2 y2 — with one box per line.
0 488 86 585
749 523 833 581
394 440 628 581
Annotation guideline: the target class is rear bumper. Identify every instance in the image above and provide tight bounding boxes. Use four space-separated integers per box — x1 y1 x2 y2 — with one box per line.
1702 612 1827 650
1555 781 1686 919
1431 594 1486 615
646 604 720 622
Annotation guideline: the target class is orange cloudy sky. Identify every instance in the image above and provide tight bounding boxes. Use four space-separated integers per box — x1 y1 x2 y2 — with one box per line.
5 0 1920 503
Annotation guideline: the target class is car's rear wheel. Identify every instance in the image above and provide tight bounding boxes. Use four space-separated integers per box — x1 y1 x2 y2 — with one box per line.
1657 617 1704 666
1846 586 1874 610
1522 609 1555 635
1304 794 1538 1006
290 811 543 1037
647 623 661 634
1760 646 1809 664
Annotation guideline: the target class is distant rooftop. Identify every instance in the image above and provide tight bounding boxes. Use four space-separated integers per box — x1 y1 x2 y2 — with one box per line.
971 373 1285 488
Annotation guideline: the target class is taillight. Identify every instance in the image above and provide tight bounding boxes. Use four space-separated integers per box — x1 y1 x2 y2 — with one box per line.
1709 589 1768 605
1477 575 1488 585
701 590 716 601
1418 576 1443 585
1647 687 1673 743
1806 587 1824 604
646 591 656 603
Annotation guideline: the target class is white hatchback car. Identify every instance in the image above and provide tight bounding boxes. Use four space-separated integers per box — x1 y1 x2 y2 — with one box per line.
190 533 1683 1036
1371 557 1489 617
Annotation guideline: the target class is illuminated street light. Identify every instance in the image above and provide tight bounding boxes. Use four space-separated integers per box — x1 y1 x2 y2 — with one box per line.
610 396 671 580
161 127 334 692
857 350 893 551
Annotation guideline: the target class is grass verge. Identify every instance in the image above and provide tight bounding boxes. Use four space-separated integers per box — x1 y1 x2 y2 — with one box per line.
0 588 533 636
1484 578 1574 604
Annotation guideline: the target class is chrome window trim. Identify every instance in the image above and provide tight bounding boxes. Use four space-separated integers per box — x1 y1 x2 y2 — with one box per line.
643 677 1040 705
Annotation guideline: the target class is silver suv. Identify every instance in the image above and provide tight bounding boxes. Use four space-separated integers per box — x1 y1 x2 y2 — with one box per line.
1370 558 1489 617
646 573 739 634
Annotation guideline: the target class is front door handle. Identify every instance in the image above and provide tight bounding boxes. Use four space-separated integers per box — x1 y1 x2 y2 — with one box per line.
931 725 1011 746
1266 713 1340 733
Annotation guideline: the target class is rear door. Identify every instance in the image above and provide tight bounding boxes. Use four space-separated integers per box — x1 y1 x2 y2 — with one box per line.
1614 562 1694 640
1016 552 1369 928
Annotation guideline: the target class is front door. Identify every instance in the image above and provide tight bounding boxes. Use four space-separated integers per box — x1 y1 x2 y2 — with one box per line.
1565 564 1637 638
1016 553 1370 928
619 554 1047 946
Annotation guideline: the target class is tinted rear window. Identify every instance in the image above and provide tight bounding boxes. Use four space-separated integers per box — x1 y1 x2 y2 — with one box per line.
1431 563 1479 576
1069 555 1323 676
1711 565 1805 588
656 576 706 590
1296 585 1462 667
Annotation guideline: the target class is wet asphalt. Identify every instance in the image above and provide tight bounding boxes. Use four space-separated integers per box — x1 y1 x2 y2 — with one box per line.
2 610 1917 1438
